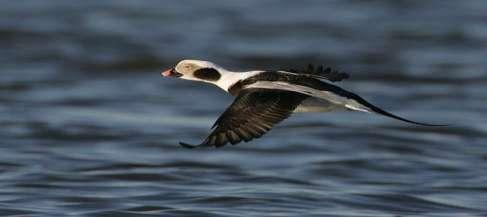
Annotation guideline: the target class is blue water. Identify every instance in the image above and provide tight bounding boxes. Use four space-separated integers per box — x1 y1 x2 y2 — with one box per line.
1 1 487 216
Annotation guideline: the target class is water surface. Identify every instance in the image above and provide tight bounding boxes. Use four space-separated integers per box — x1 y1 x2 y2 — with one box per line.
1 1 487 216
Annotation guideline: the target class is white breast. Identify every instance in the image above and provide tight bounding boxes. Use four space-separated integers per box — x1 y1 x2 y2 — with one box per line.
294 98 344 113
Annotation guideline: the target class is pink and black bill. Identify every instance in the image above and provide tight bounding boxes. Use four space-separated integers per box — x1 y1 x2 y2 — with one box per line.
161 68 183 77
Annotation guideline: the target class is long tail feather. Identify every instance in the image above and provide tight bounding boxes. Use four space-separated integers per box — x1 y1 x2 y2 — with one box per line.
351 94 447 127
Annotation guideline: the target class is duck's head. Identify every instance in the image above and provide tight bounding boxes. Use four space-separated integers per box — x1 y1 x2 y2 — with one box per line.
161 59 223 83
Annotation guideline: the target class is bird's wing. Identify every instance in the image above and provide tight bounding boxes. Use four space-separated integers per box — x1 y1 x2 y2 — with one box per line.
286 64 350 82
180 89 307 148
243 81 447 127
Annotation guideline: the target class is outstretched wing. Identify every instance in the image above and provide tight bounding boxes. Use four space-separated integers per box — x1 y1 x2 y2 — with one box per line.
180 89 307 148
287 64 350 82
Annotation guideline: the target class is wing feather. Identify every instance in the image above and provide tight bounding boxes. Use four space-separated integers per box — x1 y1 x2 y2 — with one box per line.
180 89 307 148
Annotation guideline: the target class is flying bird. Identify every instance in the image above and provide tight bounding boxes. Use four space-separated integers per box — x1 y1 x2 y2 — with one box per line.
161 60 444 148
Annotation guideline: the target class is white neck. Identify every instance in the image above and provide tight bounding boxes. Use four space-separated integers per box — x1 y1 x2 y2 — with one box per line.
213 69 263 92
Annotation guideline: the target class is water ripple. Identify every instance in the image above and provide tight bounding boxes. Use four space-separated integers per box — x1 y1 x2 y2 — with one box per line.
1 1 487 216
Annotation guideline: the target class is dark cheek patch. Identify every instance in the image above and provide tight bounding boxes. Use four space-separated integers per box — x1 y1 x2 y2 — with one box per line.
193 68 221 81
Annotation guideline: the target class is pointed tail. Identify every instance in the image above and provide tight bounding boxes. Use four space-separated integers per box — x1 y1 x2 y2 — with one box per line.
345 92 447 127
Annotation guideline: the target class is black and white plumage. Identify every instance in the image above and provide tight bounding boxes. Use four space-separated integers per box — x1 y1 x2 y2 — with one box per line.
161 59 444 148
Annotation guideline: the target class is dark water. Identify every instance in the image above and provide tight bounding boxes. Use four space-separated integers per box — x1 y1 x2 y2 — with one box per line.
1 1 487 216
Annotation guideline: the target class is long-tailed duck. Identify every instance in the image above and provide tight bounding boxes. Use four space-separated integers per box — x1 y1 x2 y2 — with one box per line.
161 59 444 148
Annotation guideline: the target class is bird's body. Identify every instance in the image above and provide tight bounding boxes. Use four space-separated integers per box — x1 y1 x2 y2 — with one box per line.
161 59 443 148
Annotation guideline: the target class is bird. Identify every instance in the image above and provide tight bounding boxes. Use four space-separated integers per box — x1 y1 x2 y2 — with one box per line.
161 59 444 148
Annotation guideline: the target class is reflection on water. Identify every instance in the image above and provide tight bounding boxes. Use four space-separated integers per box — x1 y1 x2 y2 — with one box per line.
1 1 487 216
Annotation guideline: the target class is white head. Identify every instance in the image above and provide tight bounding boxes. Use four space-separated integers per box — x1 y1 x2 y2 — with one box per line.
161 59 225 83
162 59 252 91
